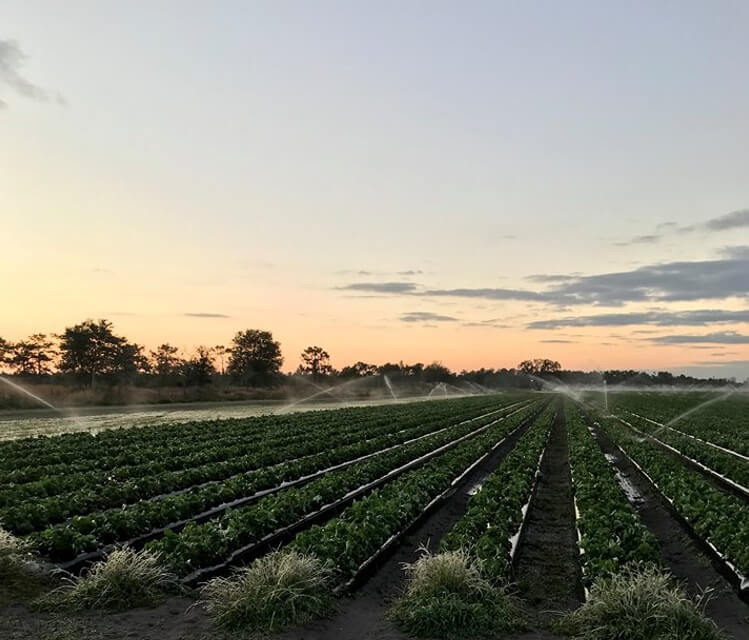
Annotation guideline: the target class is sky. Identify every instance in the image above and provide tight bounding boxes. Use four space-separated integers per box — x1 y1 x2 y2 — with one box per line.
1 1 748 379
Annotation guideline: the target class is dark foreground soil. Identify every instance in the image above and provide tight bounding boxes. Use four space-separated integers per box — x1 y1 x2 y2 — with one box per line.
513 406 582 622
589 422 749 640
0 567 216 640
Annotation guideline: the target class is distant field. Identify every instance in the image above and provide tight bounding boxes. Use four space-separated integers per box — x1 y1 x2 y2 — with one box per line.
0 393 457 442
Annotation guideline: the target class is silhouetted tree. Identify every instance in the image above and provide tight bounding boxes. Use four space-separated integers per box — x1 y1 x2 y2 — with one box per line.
183 346 216 386
8 334 56 376
402 362 425 377
422 361 453 383
0 337 12 371
227 329 283 387
57 319 142 387
339 361 378 378
212 345 229 375
378 362 405 377
299 346 332 380
150 343 183 384
518 358 562 376
113 342 150 382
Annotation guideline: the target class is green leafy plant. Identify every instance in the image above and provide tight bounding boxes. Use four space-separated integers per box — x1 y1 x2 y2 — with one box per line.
566 402 659 585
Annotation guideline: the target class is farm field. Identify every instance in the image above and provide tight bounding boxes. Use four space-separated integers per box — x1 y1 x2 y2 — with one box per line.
0 394 452 442
1 391 748 640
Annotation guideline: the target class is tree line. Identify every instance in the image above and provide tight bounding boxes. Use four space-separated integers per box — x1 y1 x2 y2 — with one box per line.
0 319 741 390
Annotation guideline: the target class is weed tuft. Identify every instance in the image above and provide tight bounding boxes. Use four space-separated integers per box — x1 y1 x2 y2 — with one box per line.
38 547 178 611
390 547 522 639
556 564 725 640
198 549 334 631
0 527 28 570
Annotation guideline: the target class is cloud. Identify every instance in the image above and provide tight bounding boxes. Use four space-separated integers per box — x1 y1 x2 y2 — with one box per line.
613 234 660 247
650 331 749 345
400 311 458 323
541 253 749 306
692 359 749 366
720 246 749 260
539 339 575 343
421 287 547 301
705 209 749 232
614 208 749 246
338 281 419 294
0 40 61 108
526 273 579 283
527 308 749 329
462 318 511 328
336 269 423 277
425 252 749 306
339 248 749 307
184 312 230 318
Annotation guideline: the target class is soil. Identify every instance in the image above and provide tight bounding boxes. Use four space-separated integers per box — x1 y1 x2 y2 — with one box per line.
589 422 749 640
513 405 582 623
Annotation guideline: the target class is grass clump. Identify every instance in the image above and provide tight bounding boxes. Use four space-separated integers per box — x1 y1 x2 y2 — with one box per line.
39 547 178 611
198 549 334 632
556 564 724 640
390 547 522 639
0 527 29 569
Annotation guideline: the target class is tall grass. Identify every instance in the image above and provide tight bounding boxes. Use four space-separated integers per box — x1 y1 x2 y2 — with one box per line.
0 526 28 569
198 549 333 631
557 564 725 640
0 526 30 585
39 548 178 610
390 547 522 639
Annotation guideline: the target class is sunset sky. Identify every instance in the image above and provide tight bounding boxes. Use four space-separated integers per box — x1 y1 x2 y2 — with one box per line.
2 1 748 379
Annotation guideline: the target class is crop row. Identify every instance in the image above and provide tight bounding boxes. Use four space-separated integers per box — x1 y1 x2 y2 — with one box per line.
285 405 551 588
565 403 659 586
0 403 386 468
621 414 749 493
35 402 539 563
0 396 511 485
598 415 749 579
0 397 516 505
0 412 396 497
4 400 528 538
2 396 503 461
1 400 524 530
439 404 554 579
628 412 749 465
609 392 748 458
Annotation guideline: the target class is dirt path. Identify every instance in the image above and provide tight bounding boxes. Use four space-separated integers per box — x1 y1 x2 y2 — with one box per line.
513 405 582 622
276 407 565 640
589 421 749 639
